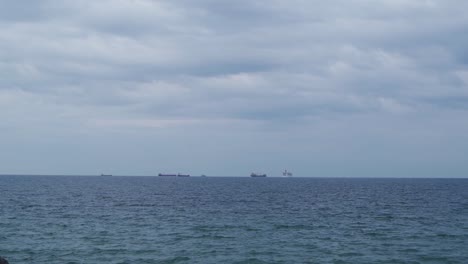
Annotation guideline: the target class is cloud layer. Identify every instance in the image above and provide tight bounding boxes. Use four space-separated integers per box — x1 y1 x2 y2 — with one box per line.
1 0 468 176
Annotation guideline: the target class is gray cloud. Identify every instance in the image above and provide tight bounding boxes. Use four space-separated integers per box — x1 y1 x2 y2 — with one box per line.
1 0 468 176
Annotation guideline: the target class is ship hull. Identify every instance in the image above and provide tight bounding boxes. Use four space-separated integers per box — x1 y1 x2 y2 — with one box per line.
250 174 267 177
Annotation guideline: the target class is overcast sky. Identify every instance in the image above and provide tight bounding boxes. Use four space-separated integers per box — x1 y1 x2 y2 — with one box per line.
1 0 468 177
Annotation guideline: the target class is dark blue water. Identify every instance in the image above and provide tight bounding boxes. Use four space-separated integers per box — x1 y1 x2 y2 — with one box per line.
1 176 467 263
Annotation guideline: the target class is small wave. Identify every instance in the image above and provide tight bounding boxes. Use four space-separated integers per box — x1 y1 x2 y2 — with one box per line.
338 252 365 257
157 256 191 264
274 224 312 230
232 258 269 264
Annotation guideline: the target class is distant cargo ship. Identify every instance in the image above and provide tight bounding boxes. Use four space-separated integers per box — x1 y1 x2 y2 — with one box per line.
282 170 293 177
177 174 190 177
100 174 112 177
250 173 267 177
158 173 177 177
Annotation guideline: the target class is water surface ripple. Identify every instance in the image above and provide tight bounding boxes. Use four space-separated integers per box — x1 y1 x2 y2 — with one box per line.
1 176 467 263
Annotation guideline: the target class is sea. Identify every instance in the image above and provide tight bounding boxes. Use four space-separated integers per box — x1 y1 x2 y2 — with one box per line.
1 176 467 264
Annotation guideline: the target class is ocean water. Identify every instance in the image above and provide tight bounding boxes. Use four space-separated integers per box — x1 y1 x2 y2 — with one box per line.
1 176 467 264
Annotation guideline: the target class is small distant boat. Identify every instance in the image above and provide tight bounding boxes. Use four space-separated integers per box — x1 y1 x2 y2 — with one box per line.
158 173 177 177
250 173 267 177
201 174 207 177
177 173 190 177
100 174 112 177
282 170 293 177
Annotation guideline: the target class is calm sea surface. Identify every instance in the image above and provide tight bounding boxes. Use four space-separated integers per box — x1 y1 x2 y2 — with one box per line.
1 176 467 263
